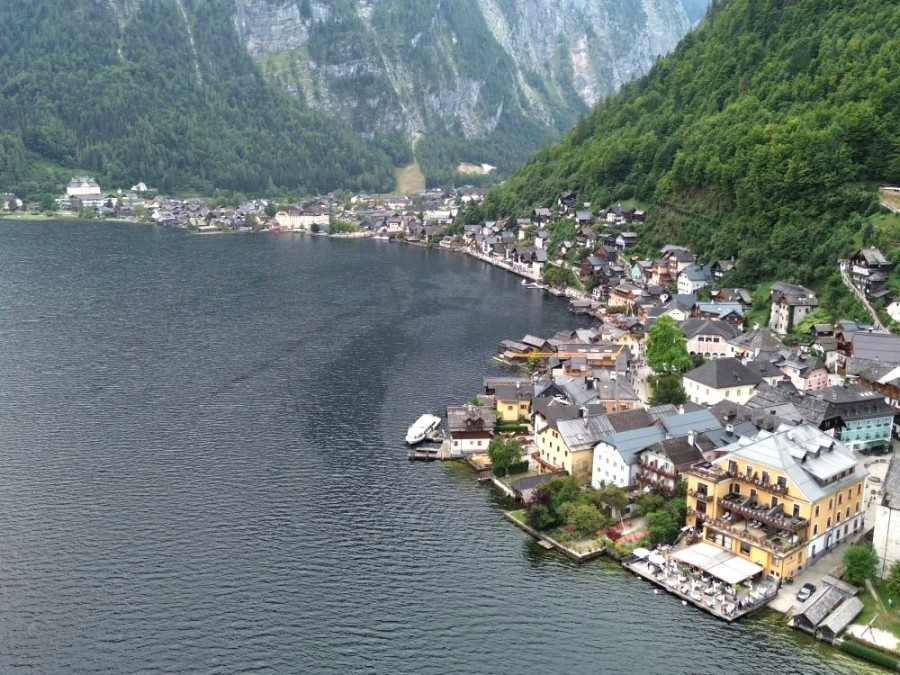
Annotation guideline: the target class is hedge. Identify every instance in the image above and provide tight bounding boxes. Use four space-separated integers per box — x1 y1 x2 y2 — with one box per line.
840 639 899 669
507 460 530 475
493 466 507 477
496 423 529 432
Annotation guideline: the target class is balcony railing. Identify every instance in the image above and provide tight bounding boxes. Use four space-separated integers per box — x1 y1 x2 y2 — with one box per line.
725 470 788 496
642 463 677 480
703 517 802 555
688 465 729 483
716 497 808 533
688 489 712 501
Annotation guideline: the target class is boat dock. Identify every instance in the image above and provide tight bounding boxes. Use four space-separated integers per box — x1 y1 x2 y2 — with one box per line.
408 438 453 461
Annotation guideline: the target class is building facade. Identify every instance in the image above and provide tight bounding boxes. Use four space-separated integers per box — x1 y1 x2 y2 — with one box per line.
685 425 866 579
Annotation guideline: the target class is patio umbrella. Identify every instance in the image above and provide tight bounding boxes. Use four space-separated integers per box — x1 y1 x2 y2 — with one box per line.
648 553 666 566
632 547 651 559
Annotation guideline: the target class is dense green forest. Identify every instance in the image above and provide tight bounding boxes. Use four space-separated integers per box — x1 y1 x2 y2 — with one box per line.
483 0 900 316
0 0 400 198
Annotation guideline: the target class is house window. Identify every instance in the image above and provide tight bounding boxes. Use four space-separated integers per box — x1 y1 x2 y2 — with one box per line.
813 524 818 536
777 476 787 488
728 461 738 474
762 471 769 484
827 517 832 528
838 494 843 505
814 505 820 517
697 483 708 496
740 541 751 555
793 504 800 518
846 507 850 519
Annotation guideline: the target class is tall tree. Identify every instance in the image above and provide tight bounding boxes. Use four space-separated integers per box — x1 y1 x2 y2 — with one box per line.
645 316 692 374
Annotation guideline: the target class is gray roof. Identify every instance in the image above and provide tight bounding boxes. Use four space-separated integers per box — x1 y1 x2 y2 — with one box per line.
814 384 894 421
745 360 784 380
683 358 762 389
771 282 818 307
681 318 739 340
557 415 616 452
729 327 784 354
714 425 866 503
694 302 745 319
643 436 704 470
797 585 846 627
853 247 890 266
509 473 555 494
702 421 760 448
605 407 655 432
679 264 712 282
600 427 667 465
446 405 496 433
660 409 722 437
881 456 900 509
817 597 863 637
851 332 900 362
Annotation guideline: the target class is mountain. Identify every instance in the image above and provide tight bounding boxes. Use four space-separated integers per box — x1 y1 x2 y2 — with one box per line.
483 0 900 316
235 0 707 185
0 0 704 198
0 0 404 197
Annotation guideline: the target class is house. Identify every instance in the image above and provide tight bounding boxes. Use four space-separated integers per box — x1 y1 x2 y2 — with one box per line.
815 384 894 453
531 398 605 478
848 247 893 302
712 259 736 279
593 426 666 488
730 326 784 362
873 456 900 578
848 331 900 363
555 414 616 483
681 319 739 359
483 377 533 422
638 435 705 494
66 176 101 198
677 264 713 295
615 232 637 250
684 424 867 578
793 582 860 638
775 351 828 391
769 283 818 334
509 473 556 503
558 190 578 212
446 404 496 456
692 302 745 329
683 358 762 406
533 207 552 223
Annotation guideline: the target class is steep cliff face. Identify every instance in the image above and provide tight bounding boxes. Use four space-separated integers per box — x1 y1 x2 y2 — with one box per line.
233 0 705 152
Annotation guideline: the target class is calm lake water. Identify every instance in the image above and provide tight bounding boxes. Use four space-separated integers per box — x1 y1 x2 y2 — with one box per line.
0 221 873 673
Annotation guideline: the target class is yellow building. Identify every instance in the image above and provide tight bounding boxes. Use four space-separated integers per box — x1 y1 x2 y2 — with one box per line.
491 381 532 423
685 424 866 579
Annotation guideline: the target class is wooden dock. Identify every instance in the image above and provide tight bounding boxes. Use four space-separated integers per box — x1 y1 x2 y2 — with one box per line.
407 438 453 461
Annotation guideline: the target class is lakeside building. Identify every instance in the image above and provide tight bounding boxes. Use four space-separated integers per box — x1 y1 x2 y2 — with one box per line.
815 384 894 452
446 404 496 456
685 425 867 579
682 358 762 406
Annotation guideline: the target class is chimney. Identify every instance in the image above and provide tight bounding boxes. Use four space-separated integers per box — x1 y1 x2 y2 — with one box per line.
688 431 696 447
726 423 734 435
579 406 587 418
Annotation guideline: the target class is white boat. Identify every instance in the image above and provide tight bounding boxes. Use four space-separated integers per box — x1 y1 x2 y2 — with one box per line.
405 414 442 445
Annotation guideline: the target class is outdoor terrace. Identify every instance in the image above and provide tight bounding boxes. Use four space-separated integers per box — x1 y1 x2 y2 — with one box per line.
725 470 788 496
717 493 808 532
689 465 729 483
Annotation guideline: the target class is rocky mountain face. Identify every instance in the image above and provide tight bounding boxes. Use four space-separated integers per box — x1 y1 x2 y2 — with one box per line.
233 0 706 151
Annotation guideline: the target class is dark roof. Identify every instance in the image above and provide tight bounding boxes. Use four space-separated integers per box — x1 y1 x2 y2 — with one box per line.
680 318 739 340
605 407 654 432
683 358 762 389
770 282 818 307
509 473 555 494
814 384 894 420
729 327 784 354
645 436 703 470
708 400 793 433
851 332 900 362
745 360 784 380
447 405 496 433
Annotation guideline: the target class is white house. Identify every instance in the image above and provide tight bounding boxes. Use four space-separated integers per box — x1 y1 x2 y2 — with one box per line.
682 358 762 406
677 264 713 295
592 426 666 489
446 404 496 457
66 176 101 198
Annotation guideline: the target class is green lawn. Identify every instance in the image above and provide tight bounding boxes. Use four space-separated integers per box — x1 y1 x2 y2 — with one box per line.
857 578 900 640
508 509 528 524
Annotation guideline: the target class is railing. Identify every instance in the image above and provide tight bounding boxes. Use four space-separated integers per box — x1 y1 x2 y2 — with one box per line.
725 471 788 496
688 489 712 501
716 498 808 533
642 463 677 479
688 466 729 483
704 518 801 555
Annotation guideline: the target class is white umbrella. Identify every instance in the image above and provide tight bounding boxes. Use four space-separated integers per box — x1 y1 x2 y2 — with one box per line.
648 553 666 566
632 547 651 559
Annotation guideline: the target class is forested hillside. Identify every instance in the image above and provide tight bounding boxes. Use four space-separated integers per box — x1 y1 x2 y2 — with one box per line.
0 0 402 198
483 0 900 304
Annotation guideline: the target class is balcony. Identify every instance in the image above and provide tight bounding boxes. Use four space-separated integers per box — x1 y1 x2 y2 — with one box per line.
725 470 788 496
688 489 713 501
688 465 729 483
642 463 677 480
716 496 808 533
703 517 803 555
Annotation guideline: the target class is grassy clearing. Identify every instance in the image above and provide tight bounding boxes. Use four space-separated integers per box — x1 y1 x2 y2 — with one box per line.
858 579 900 640
508 509 528 523
396 159 426 194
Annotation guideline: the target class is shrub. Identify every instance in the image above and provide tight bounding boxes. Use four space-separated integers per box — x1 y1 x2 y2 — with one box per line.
492 466 507 477
840 639 899 669
507 460 529 475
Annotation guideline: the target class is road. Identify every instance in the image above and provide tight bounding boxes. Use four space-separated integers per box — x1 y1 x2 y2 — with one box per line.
839 261 887 331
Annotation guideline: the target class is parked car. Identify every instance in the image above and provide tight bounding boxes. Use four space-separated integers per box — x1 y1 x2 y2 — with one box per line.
870 476 883 485
796 583 816 602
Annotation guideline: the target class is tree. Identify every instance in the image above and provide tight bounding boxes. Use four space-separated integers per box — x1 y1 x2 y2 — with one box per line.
264 202 279 218
7 197 17 213
527 503 556 530
589 484 630 514
39 195 56 213
646 510 680 546
488 436 523 471
650 375 687 405
886 560 900 600
645 316 692 374
565 503 608 537
844 543 879 586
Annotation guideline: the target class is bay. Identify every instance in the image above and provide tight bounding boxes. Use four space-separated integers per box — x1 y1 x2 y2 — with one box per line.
0 221 870 673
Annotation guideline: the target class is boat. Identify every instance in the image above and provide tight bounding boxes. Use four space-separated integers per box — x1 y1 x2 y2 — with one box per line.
405 414 442 445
